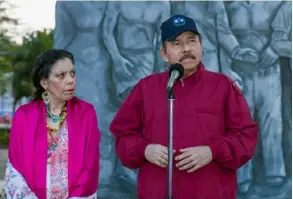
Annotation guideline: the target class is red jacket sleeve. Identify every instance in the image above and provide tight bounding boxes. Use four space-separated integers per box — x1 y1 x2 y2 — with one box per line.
109 80 150 169
209 78 258 171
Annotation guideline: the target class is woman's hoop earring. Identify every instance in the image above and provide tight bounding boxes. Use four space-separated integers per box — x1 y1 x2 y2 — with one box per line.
42 91 49 105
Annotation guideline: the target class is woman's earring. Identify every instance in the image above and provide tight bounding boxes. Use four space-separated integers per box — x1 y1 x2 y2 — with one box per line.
42 91 49 105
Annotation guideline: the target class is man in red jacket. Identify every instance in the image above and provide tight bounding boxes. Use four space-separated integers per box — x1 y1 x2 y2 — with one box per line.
110 15 258 199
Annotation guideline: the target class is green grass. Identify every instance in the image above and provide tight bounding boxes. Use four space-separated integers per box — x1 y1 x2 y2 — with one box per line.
0 129 9 147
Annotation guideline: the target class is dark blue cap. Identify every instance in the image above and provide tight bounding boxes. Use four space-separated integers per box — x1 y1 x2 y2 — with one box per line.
160 15 200 43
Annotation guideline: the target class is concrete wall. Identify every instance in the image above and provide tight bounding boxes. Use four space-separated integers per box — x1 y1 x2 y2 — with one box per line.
54 1 292 199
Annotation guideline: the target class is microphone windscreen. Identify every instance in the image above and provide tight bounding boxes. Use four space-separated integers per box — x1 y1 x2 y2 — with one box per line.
169 63 184 79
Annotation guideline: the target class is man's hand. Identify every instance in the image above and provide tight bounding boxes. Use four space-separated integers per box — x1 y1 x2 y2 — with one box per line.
144 144 175 168
260 46 279 66
175 146 212 173
232 47 259 63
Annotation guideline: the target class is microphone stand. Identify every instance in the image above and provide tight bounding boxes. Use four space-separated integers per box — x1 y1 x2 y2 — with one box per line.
166 88 174 199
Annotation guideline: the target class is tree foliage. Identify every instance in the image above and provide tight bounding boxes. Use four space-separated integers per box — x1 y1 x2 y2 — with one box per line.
0 0 54 110
0 0 18 73
0 0 18 95
0 0 18 37
11 29 54 108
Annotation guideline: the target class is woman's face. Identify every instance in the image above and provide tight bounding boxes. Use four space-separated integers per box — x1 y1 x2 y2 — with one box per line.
40 58 76 102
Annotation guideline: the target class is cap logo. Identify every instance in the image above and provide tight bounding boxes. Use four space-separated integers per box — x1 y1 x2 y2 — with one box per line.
173 16 185 26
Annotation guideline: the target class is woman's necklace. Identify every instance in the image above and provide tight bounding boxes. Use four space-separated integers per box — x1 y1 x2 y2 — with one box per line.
46 103 67 123
47 105 67 165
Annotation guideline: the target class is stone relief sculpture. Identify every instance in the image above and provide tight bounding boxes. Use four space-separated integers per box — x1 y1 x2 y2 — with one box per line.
224 1 292 198
54 1 292 198
272 1 292 190
171 1 258 88
102 1 170 104
101 2 170 193
270 1 292 60
54 1 117 188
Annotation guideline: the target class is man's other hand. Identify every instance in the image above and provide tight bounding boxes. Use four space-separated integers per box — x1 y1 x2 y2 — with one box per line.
175 146 212 173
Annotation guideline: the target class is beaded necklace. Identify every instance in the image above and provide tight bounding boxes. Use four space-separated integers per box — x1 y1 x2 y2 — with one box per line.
46 103 67 165
46 103 67 123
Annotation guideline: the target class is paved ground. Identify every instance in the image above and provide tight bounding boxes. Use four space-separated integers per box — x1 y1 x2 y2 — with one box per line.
0 149 7 180
0 149 5 199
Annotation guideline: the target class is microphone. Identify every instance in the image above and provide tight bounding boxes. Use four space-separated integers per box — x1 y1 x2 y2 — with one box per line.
166 63 184 93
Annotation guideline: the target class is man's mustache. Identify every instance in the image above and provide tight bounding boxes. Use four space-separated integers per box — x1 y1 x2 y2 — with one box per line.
179 54 196 62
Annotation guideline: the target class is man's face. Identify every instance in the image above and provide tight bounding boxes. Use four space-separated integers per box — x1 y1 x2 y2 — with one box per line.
160 31 202 75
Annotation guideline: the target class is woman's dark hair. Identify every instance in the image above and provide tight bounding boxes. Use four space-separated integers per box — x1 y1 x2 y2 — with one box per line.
31 49 75 100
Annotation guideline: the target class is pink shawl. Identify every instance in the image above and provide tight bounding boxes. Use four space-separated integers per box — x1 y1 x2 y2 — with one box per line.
8 97 100 199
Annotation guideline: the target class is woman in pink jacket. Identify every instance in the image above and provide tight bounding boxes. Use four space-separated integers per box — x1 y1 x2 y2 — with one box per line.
4 49 100 199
